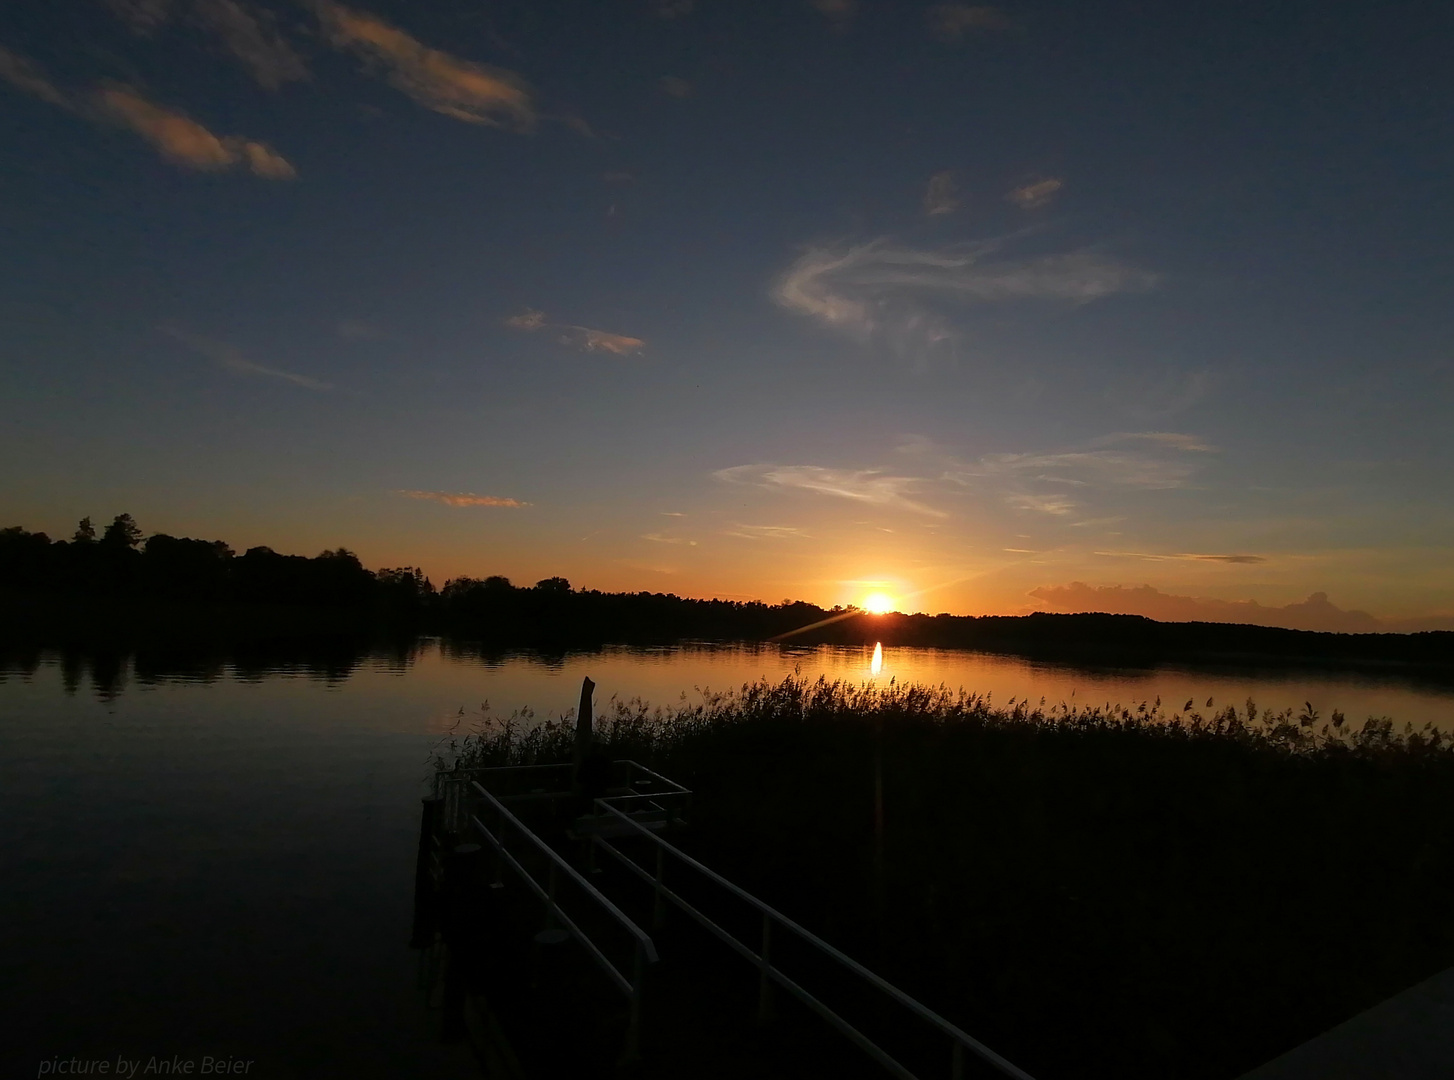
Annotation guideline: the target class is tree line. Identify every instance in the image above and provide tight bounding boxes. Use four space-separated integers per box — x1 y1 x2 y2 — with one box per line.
4 515 1449 668
0 514 838 642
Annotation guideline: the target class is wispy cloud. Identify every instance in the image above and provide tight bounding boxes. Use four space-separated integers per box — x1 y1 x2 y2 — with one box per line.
162 326 332 389
105 0 308 89
927 4 1012 41
1092 550 1266 564
773 237 1156 356
642 533 697 545
192 0 308 89
1007 178 1063 208
1089 431 1215 453
105 0 175 33
1006 493 1077 516
900 430 1214 521
923 170 958 216
714 464 946 517
97 85 296 175
959 448 1204 491
505 308 547 330
0 51 297 178
312 1 534 130
725 524 812 540
396 490 528 508
505 309 645 356
0 45 72 108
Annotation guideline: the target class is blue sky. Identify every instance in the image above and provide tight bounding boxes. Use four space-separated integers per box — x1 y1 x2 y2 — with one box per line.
2 0 1452 629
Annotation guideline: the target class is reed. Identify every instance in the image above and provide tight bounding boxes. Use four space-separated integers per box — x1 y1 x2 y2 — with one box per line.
436 675 1454 1080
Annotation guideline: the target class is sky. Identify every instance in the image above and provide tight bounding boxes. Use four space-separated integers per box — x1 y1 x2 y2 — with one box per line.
2 0 1452 631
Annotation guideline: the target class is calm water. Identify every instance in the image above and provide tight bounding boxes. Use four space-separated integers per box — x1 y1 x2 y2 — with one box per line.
3 639 1452 1078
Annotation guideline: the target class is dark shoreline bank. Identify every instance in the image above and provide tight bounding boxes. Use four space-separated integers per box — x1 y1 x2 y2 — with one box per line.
4 591 1451 687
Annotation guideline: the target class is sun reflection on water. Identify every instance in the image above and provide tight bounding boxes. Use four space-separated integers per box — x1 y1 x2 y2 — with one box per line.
870 641 883 677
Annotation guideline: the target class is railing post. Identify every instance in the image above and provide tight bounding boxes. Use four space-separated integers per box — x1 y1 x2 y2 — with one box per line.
652 845 666 929
410 794 444 948
440 842 483 1042
756 912 774 1024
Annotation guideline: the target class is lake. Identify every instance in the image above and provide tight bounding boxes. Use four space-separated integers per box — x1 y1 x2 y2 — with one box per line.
4 638 1452 1078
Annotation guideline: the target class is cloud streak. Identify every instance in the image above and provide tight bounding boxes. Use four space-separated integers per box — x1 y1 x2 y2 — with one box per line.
714 464 946 517
923 170 958 216
313 1 534 130
0 49 295 177
725 524 812 540
505 309 645 356
773 237 1156 356
0 45 72 108
1007 179 1063 208
98 85 296 176
192 0 308 89
396 490 528 508
162 326 331 389
105 0 308 89
1092 551 1267 564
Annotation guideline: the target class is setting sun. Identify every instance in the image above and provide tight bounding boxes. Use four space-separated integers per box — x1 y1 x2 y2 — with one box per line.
863 592 895 614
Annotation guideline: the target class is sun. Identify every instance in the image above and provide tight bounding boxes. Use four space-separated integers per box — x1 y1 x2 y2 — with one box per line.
862 592 895 615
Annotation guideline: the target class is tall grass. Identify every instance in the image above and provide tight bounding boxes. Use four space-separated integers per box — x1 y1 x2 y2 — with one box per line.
434 675 1454 1080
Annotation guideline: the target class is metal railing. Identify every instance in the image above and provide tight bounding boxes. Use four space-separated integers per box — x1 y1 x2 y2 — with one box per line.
588 799 1037 1080
465 780 659 1058
437 760 690 831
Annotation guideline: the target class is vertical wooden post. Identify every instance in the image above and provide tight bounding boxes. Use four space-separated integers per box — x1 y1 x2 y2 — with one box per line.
572 676 595 792
440 842 482 1042
410 795 444 948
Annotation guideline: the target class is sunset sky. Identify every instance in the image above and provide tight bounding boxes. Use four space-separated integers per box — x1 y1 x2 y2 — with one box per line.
2 0 1451 630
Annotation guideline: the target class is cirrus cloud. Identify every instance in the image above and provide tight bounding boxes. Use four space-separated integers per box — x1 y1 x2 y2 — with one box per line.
505 309 645 356
773 236 1157 358
395 490 528 508
714 463 946 517
1007 178 1063 208
312 0 534 131
0 52 295 177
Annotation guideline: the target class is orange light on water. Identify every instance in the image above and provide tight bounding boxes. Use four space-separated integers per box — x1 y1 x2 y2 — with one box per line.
870 641 883 676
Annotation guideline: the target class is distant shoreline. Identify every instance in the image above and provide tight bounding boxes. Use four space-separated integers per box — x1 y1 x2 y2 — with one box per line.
3 591 1450 684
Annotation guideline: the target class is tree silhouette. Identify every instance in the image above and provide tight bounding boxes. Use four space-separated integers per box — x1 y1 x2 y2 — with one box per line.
73 517 96 543
102 513 143 548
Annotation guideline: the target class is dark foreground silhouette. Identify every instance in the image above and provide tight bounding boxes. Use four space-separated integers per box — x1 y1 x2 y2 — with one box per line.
437 675 1454 1080
4 515 1451 677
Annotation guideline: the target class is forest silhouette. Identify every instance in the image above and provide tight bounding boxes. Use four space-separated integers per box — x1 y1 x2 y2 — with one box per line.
3 514 1451 675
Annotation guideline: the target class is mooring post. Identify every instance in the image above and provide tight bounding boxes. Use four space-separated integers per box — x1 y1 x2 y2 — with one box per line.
440 842 483 1042
572 676 596 792
410 795 445 948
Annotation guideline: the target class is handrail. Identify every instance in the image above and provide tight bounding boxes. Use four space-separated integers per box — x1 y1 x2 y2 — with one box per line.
590 798 1036 1080
465 781 658 1058
470 781 658 963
